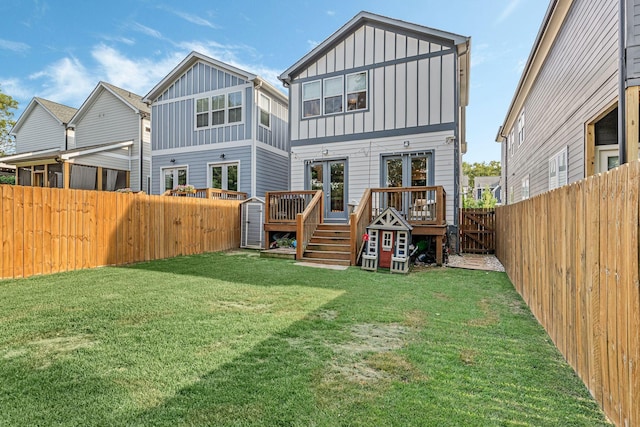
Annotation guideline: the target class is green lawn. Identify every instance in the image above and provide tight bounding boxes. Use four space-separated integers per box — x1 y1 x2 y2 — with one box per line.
0 251 610 426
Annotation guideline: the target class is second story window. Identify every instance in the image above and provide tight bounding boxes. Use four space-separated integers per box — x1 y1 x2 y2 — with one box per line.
212 94 225 126
517 110 525 146
347 71 367 111
259 94 271 128
196 98 209 128
228 91 242 123
303 81 321 118
195 89 244 129
323 76 343 115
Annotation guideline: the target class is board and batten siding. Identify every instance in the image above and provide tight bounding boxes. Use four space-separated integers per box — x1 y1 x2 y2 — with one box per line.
290 130 456 223
289 23 456 143
625 0 640 85
14 104 66 153
151 61 253 151
152 144 252 195
255 146 289 197
504 0 618 202
256 90 288 151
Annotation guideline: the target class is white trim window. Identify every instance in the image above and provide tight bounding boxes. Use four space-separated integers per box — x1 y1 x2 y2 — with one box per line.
548 147 568 190
346 71 367 111
509 129 515 157
259 93 271 128
517 110 525 146
196 98 209 128
209 162 239 191
212 94 225 126
162 166 188 191
323 76 343 115
521 175 530 200
381 231 393 250
228 91 242 123
194 89 244 129
302 80 321 117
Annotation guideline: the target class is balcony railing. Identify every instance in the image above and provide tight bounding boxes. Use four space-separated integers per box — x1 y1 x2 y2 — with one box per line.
265 191 318 223
163 188 247 200
369 186 446 225
296 190 323 259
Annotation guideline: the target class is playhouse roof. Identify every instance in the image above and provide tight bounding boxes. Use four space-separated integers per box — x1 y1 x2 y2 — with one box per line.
366 207 413 231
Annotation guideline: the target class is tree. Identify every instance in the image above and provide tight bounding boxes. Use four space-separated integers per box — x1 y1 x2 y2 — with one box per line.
0 85 19 156
462 160 501 190
462 186 498 209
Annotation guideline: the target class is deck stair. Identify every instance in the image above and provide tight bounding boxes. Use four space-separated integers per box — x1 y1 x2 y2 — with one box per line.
300 223 351 266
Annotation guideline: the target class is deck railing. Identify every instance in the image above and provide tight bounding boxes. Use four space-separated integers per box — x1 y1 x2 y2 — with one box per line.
163 188 247 200
265 191 318 223
296 190 323 260
370 186 446 225
350 188 372 265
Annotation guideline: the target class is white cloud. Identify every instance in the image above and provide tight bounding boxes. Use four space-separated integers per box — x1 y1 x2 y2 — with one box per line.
100 35 135 46
131 22 162 39
91 44 184 95
0 78 33 102
327 10 336 16
307 40 319 50
496 0 522 24
27 56 95 106
0 39 30 53
166 8 219 29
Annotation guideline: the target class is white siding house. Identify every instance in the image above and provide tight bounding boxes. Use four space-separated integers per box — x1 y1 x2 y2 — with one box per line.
496 0 640 204
5 82 150 192
279 11 470 231
142 51 289 197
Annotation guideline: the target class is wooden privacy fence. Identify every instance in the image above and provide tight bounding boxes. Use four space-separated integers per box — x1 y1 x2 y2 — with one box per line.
460 208 495 253
496 160 640 427
0 185 241 280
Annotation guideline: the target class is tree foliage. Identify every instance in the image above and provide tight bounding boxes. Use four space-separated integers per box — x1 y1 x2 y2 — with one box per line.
462 160 501 189
0 85 19 156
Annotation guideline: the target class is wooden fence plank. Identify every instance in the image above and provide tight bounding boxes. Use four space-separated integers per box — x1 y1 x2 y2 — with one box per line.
33 186 44 276
23 187 34 278
13 186 25 278
497 161 640 427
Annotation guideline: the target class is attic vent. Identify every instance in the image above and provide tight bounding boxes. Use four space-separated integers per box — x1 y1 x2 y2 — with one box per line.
145 127 151 132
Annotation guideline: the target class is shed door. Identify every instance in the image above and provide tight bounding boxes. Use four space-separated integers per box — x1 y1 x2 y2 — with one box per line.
243 202 264 248
379 231 394 268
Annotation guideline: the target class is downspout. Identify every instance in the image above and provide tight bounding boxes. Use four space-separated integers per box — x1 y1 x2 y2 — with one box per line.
619 0 627 164
139 113 144 192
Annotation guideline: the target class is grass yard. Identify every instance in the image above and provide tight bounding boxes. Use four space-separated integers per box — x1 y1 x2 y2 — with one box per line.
0 251 610 426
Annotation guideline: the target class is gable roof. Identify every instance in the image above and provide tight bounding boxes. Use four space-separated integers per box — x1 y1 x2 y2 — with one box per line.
10 97 77 135
143 51 286 104
278 10 471 89
68 81 149 126
367 207 413 231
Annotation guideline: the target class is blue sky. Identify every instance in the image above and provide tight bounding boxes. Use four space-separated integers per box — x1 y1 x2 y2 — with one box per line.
0 0 548 163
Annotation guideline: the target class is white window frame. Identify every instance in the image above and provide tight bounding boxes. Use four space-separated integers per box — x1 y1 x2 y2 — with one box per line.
517 110 525 146
195 97 209 128
161 165 188 192
227 91 243 124
548 147 568 191
509 129 515 157
193 89 245 130
323 75 344 115
346 71 368 112
208 161 240 192
259 93 271 129
302 80 321 118
211 93 226 126
381 231 393 251
521 175 530 200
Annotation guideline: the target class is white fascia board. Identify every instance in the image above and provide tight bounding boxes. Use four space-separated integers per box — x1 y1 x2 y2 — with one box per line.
60 140 134 160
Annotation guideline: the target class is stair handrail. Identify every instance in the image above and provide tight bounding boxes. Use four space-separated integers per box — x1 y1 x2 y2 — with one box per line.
349 188 372 265
296 190 324 260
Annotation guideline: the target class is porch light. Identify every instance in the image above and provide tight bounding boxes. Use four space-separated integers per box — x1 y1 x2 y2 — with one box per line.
322 149 329 155
403 140 410 147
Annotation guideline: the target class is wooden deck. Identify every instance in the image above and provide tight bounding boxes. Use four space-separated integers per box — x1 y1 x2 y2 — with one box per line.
264 186 448 265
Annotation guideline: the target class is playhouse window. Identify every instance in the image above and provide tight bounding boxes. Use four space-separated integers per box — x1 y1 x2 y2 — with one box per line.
381 231 393 250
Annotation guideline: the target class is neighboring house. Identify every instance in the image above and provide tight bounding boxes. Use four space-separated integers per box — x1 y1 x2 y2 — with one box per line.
278 11 470 227
473 176 501 204
5 81 151 192
496 0 640 204
269 11 470 264
6 97 76 187
142 51 289 197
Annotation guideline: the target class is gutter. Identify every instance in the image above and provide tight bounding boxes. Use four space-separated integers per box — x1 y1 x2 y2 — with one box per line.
619 0 627 164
